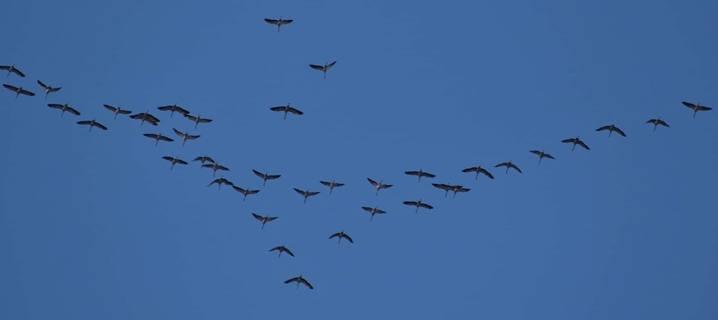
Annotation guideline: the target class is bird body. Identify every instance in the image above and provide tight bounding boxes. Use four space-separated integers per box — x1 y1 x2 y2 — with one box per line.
252 213 277 229
270 103 303 119
319 180 345 195
3 84 35 99
172 128 200 147
252 169 281 187
184 114 212 129
284 275 313 290
681 101 712 118
495 161 522 174
293 188 320 204
103 104 132 120
207 176 233 190
77 118 107 132
529 150 555 164
595 124 626 137
143 132 174 146
329 230 353 243
269 245 295 257
367 178 392 196
264 17 293 32
561 136 590 151
162 156 188 170
37 80 61 99
646 117 670 132
361 206 387 221
0 64 25 77
403 199 434 213
309 61 337 78
47 103 80 117
461 165 494 179
233 186 260 201
157 104 190 118
404 169 436 183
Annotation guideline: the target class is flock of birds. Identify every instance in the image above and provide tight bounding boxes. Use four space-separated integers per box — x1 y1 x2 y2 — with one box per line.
3 17 715 291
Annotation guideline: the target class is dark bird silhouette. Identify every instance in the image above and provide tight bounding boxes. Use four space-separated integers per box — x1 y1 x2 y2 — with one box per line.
269 245 294 257
404 169 436 183
172 128 200 147
561 136 590 151
193 155 215 167
319 180 345 195
309 61 337 79
284 275 313 290
202 163 230 177
403 199 434 213
293 188 320 204
361 206 387 221
252 213 277 230
162 156 188 170
77 118 107 132
157 104 190 118
252 169 281 187
270 103 303 119
37 80 61 99
3 84 35 99
431 183 457 198
47 103 80 117
329 230 353 244
646 117 670 132
264 17 293 32
143 132 174 146
103 104 132 120
595 124 626 137
529 150 555 164
207 176 233 190
184 114 212 129
461 165 495 180
447 185 470 198
495 161 522 174
0 64 25 77
233 186 260 201
367 178 392 196
129 111 160 126
681 101 712 118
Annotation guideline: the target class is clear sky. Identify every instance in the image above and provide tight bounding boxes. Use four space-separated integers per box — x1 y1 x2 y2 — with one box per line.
1 0 717 319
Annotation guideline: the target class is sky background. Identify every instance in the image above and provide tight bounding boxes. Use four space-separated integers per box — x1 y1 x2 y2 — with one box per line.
1 0 717 319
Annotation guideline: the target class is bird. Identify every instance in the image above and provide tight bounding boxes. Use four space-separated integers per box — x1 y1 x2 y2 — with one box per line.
0 64 25 77
319 180 345 195
264 17 293 33
293 188 320 204
495 161 522 174
157 104 190 118
681 101 712 118
269 245 294 257
3 84 35 99
193 155 215 167
36 80 61 99
284 275 313 290
461 165 495 180
404 169 436 183
270 103 303 120
207 176 233 190
103 104 132 120
646 117 670 132
561 136 590 151
529 150 555 164
361 206 387 221
184 114 212 129
431 183 455 197
172 128 200 147
129 111 160 126
309 61 337 79
367 178 392 196
232 186 260 202
162 156 188 170
252 169 281 187
76 118 107 132
329 230 353 244
447 185 470 198
47 103 80 117
595 124 626 137
403 199 434 213
143 132 174 146
252 213 277 230
202 163 230 177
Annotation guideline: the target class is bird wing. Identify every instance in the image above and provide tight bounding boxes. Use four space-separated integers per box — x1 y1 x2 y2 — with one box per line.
424 172 436 178
403 201 417 206
458 188 471 193
216 165 229 171
184 114 198 121
66 107 81 116
659 120 670 127
117 109 131 114
20 89 35 96
381 184 393 188
283 247 295 257
420 203 434 209
461 167 477 173
287 107 303 115
561 138 574 143
47 103 63 109
77 120 91 126
326 61 337 69
232 186 246 193
334 183 345 187
143 133 158 139
293 188 305 195
577 141 590 150
147 114 160 122
103 104 117 112
162 156 174 161
299 278 313 289
270 106 285 112
480 168 495 179
251 213 263 221
614 127 627 137
186 134 200 140
431 183 449 190
0 66 8 71
37 80 49 90
284 277 298 284
367 178 378 186
157 106 173 111
698 106 712 111
12 68 25 77
50 87 62 92
681 101 696 109
596 125 610 132
94 122 108 130
264 18 279 25
645 119 655 124
404 171 419 176
529 150 541 155
341 234 354 243
320 181 331 186
2 84 18 91
177 159 188 165
175 106 190 114
172 128 184 137
545 154 556 159
266 217 277 221
198 118 212 123
494 162 507 168
252 169 266 178
248 190 260 195
159 136 174 142
266 174 281 179
329 233 339 239
376 209 387 214
269 246 280 252
309 64 324 71
361 206 373 212
511 164 522 173
308 191 320 196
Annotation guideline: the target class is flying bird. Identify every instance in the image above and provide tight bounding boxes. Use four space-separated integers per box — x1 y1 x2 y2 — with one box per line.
202 163 230 177
431 183 455 197
329 230 353 244
319 180 345 195
129 111 160 126
233 186 260 201
367 178 392 196
162 156 188 170
172 128 200 147
403 199 434 213
293 188 320 204
361 206 387 221
269 245 294 257
461 165 494 180
193 155 215 167
595 124 626 137
143 132 174 146
270 103 303 120
47 103 80 117
447 185 470 198
495 161 522 174
3 84 35 99
309 61 337 79
252 213 277 230
404 169 436 183
264 17 293 32
37 80 61 99
529 150 555 164
184 114 212 129
284 275 313 290
0 64 25 77
157 104 190 118
252 169 281 187
646 117 670 132
561 136 590 151
103 104 132 120
77 118 107 132
681 101 712 118
207 176 233 190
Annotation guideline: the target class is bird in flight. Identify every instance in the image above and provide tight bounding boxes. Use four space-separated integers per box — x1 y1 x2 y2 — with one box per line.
329 230 353 244
3 84 35 99
595 124 626 137
681 101 712 118
264 17 293 33
0 64 25 78
269 245 294 257
37 80 61 99
284 275 313 290
309 61 337 79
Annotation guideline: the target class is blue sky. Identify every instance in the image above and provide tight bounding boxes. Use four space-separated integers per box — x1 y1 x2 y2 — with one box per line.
1 0 717 319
